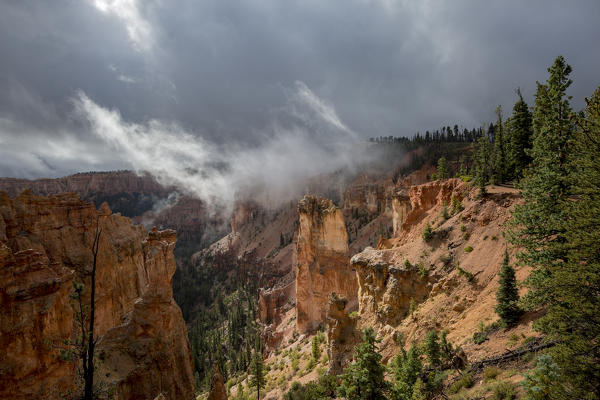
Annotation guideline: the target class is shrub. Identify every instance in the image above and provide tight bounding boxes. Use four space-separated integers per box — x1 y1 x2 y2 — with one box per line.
484 366 501 381
409 298 417 315
348 311 358 319
492 381 517 400
404 259 411 268
451 195 464 215
460 175 472 183
417 262 428 278
460 224 467 232
456 264 474 282
473 331 488 344
464 245 473 253
449 372 474 394
441 201 449 220
422 222 434 242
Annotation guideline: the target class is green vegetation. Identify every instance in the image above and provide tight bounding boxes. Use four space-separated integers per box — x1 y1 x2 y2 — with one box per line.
417 262 427 278
450 195 464 215
449 372 474 394
491 381 517 400
495 250 521 326
506 57 600 398
464 245 473 253
484 366 501 381
338 328 388 400
249 350 266 399
421 222 433 242
456 264 474 282
423 330 441 368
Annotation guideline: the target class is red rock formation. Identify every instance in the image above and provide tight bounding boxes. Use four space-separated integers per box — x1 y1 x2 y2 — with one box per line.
326 293 359 375
0 191 194 400
259 280 295 326
394 178 465 236
296 196 357 334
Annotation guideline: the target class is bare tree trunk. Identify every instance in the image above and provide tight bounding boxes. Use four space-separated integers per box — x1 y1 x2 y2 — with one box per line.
84 218 101 400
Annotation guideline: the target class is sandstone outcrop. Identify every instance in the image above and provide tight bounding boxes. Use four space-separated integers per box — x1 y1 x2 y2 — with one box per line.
352 247 432 327
326 293 359 375
0 191 194 400
207 364 227 400
259 280 295 326
296 196 358 333
393 178 464 237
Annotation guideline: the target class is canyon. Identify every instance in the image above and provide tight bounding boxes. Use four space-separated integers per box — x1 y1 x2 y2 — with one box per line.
0 191 194 399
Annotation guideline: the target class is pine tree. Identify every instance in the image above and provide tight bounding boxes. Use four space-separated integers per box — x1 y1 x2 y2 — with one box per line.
421 222 433 242
423 330 440 368
508 88 533 179
473 134 492 197
493 105 507 184
529 87 600 399
311 335 321 360
435 157 449 180
338 328 388 400
249 350 265 399
495 250 521 326
392 345 422 398
522 354 561 400
507 55 575 311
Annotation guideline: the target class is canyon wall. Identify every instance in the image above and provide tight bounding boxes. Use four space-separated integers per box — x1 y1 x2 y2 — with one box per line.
296 196 357 334
0 191 194 400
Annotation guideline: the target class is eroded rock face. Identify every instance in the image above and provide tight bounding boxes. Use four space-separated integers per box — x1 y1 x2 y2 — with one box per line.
352 248 432 327
326 293 358 375
259 280 295 326
207 364 227 400
0 192 194 400
394 178 464 236
296 196 357 333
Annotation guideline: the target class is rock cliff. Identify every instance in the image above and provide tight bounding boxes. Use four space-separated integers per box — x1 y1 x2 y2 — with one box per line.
326 293 359 375
0 191 194 400
352 247 432 327
296 196 357 334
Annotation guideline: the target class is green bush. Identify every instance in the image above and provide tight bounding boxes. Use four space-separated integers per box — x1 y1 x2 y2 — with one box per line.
460 224 467 232
491 381 517 400
484 366 501 381
473 331 488 344
449 372 474 394
422 222 434 242
456 264 474 282
404 259 412 268
464 245 473 253
417 262 428 278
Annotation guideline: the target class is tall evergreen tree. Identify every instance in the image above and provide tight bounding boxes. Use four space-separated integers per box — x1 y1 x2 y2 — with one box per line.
495 250 521 326
249 350 266 399
507 55 575 310
435 157 449 180
473 134 492 196
493 105 507 184
423 330 441 368
531 87 600 399
339 328 388 400
508 88 533 179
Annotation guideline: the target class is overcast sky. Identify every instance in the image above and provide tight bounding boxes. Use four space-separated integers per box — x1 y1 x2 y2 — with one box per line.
1 0 599 182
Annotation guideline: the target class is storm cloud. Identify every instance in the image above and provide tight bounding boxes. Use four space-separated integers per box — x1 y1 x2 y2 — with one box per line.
1 0 599 183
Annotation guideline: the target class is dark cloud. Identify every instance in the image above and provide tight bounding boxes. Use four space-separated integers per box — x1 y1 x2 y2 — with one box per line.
1 0 599 179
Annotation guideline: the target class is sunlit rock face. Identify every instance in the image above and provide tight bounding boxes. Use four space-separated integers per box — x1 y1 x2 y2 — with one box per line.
0 191 194 400
295 195 357 334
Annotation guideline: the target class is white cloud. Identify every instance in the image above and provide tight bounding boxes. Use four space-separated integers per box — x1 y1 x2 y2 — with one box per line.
72 82 365 213
91 0 152 51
